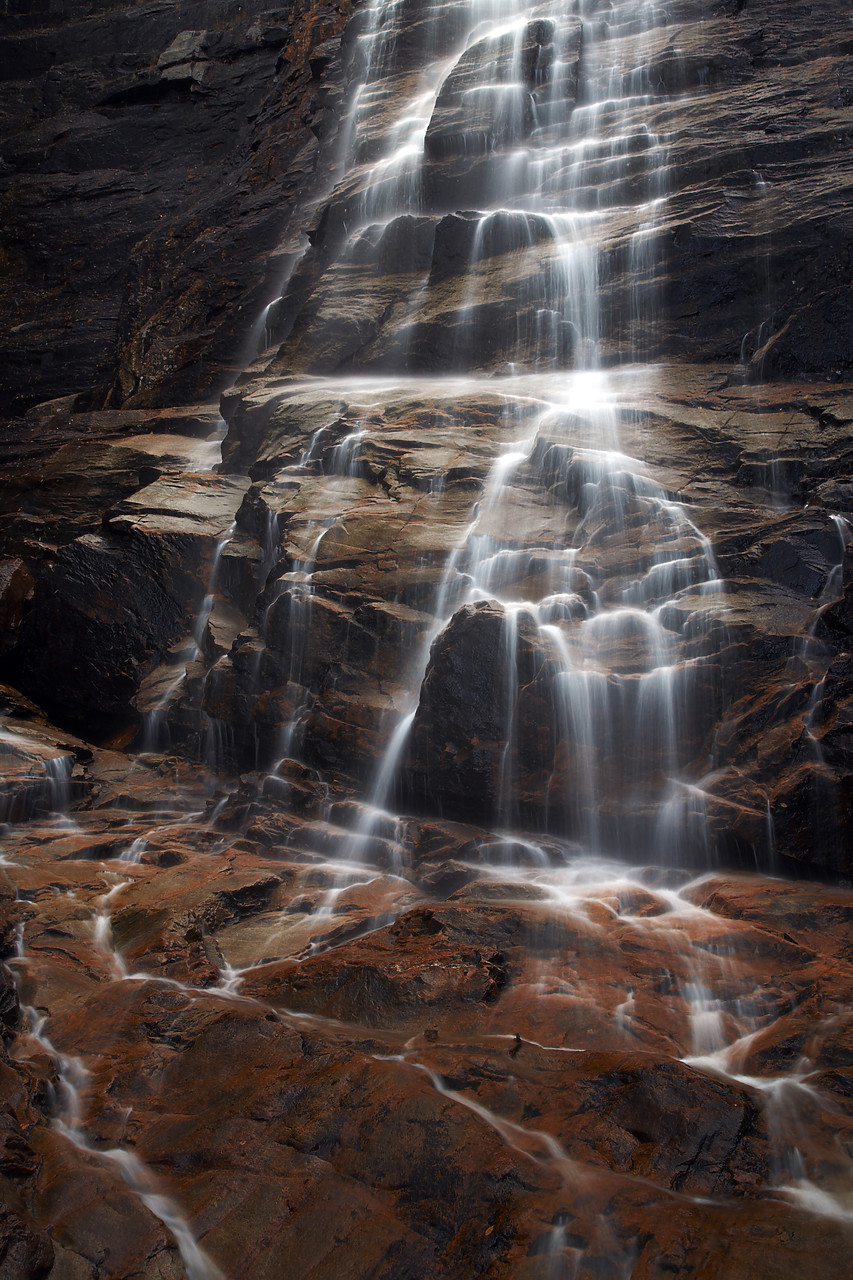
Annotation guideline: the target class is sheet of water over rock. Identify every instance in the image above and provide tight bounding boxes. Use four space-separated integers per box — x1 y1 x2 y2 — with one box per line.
0 0 852 1278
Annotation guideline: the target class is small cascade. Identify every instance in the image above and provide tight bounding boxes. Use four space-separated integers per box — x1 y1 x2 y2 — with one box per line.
118 835 149 864
49 756 75 810
0 728 76 824
441 388 726 855
822 514 853 605
91 877 130 979
11 924 224 1279
327 427 368 477
738 169 775 377
260 522 333 767
196 415 229 473
140 523 236 753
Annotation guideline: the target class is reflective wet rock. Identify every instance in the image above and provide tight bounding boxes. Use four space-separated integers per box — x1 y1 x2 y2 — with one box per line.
1 0 852 1275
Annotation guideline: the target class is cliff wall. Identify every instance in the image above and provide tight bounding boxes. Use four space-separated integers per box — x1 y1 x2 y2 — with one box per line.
0 0 353 414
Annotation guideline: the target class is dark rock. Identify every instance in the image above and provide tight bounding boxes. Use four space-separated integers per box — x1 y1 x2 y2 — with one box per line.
2 474 248 729
406 601 515 819
0 966 20 1040
0 1188 53 1280
0 560 33 653
0 0 357 415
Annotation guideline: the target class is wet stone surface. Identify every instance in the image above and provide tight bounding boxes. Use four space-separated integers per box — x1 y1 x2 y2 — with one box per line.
0 0 852 1275
1 774 853 1279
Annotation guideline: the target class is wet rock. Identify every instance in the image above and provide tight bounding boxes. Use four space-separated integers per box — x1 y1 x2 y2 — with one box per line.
0 559 34 654
416 860 481 898
0 965 20 1041
424 19 581 160
756 520 844 599
260 1 853 378
25 1131 185 1280
3 474 248 730
406 601 525 820
0 402 223 556
0 773 852 1275
0 725 85 827
0 0 358 414
683 874 853 962
0 1187 54 1280
1 0 853 1273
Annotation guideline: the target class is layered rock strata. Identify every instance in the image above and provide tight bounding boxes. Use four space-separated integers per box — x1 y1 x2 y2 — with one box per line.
267 0 853 382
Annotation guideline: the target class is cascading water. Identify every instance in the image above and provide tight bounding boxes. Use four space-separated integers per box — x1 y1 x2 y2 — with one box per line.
140 523 237 754
0 728 76 824
9 918 225 1280
188 0 853 1249
3 2 852 1277
250 0 732 865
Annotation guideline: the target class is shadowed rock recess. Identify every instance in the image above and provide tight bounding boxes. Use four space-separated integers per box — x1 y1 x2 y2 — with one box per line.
1 0 852 1276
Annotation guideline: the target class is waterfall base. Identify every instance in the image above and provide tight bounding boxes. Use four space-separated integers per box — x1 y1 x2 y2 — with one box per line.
1 359 852 1276
1 739 852 1279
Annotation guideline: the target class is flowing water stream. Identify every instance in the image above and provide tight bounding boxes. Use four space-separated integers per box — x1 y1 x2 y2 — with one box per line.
223 0 852 1248
2 0 852 1275
255 0 733 858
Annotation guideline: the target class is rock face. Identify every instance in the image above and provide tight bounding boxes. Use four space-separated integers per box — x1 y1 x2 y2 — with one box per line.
171 367 851 873
266 0 853 381
0 0 853 1277
7 470 249 731
0 0 355 415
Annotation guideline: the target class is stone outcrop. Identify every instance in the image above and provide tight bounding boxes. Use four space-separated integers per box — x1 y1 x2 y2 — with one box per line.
146 367 849 873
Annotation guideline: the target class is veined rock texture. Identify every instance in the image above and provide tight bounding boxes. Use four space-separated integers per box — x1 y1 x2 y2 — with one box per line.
0 1 852 1278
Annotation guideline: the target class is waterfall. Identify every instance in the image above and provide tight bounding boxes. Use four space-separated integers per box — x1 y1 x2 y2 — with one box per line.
241 0 735 865
3 2 852 1276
